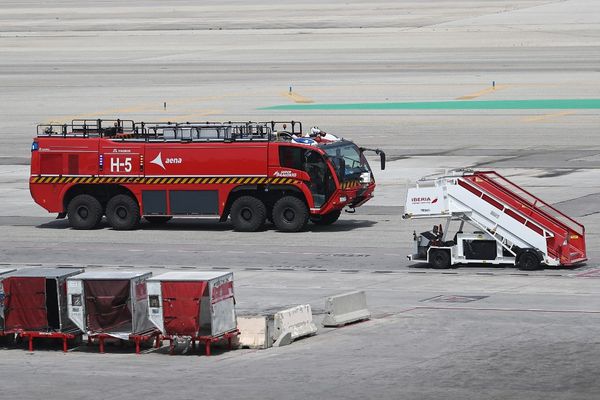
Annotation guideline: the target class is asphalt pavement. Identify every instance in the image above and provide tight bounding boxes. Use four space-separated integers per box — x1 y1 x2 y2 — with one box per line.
1 1 600 399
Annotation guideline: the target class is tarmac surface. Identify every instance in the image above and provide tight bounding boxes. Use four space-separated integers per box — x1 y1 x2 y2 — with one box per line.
1 1 600 399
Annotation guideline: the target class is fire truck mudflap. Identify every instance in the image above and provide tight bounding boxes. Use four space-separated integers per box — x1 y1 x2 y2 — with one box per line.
30 119 385 232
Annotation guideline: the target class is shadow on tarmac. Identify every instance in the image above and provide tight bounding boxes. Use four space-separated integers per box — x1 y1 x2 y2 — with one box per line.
407 262 587 272
36 218 377 232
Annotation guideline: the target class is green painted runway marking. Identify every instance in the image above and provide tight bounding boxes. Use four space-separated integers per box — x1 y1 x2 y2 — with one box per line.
261 99 600 111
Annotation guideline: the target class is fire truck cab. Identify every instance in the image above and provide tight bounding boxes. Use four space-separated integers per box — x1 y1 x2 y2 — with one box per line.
30 119 385 232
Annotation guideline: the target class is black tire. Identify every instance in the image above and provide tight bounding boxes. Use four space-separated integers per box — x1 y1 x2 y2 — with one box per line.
518 251 541 271
272 196 309 232
144 216 172 224
230 196 267 232
67 194 103 230
429 249 451 269
106 194 140 230
310 210 341 226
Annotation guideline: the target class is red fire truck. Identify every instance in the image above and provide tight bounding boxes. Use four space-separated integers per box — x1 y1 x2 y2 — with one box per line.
30 119 385 232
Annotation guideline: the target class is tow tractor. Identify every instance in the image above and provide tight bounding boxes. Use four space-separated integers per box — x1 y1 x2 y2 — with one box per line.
402 170 586 270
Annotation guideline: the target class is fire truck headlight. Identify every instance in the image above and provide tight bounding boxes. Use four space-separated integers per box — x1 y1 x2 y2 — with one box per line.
339 196 347 202
360 172 371 184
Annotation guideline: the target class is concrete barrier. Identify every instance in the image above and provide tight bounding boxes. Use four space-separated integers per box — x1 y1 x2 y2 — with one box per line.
273 304 317 343
322 291 371 327
236 316 272 349
273 331 292 347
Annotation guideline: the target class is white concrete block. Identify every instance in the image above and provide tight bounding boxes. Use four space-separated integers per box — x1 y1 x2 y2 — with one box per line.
322 291 371 327
273 304 317 343
236 316 271 349
273 331 292 347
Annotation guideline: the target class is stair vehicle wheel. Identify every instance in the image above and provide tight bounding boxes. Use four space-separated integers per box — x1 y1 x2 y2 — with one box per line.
272 196 309 232
67 194 103 230
429 249 451 269
230 196 266 232
106 194 140 230
518 250 541 271
311 210 341 226
144 216 172 224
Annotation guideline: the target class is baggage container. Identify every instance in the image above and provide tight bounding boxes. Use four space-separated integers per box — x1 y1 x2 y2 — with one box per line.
67 270 157 352
147 271 238 355
1 267 83 351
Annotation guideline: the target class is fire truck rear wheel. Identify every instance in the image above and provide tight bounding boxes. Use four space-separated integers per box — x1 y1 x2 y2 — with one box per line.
310 210 341 225
429 249 451 269
230 196 267 232
106 194 140 230
67 194 103 230
272 196 309 232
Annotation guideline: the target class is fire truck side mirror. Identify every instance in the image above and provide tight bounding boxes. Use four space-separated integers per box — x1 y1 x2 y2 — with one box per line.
360 147 386 170
378 150 386 170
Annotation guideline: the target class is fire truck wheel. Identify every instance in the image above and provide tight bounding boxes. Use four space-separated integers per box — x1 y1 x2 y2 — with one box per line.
106 194 140 230
517 250 541 271
310 210 341 225
67 194 103 230
272 196 309 232
429 249 451 269
230 196 267 232
144 216 172 224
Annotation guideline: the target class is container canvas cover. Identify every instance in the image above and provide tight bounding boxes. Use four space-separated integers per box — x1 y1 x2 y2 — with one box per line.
162 281 207 336
0 268 16 330
209 274 236 336
3 277 47 331
84 279 132 332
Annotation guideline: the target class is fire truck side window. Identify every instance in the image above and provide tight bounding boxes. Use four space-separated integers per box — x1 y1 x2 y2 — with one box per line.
279 146 305 171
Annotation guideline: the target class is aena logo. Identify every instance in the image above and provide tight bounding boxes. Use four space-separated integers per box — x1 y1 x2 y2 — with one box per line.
150 152 182 170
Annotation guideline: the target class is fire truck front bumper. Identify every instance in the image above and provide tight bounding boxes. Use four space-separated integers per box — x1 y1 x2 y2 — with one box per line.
314 183 375 215
348 183 376 208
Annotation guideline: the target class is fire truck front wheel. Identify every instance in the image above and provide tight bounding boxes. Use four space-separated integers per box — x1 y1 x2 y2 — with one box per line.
67 194 103 230
272 196 309 232
230 196 267 232
106 194 140 230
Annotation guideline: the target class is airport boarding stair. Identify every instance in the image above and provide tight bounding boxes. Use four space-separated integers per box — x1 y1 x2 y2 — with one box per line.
458 171 586 266
405 170 586 267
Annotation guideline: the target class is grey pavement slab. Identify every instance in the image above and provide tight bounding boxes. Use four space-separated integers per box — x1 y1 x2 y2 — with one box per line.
1 0 600 399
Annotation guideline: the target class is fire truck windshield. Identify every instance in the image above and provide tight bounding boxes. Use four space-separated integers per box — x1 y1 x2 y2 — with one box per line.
321 141 371 182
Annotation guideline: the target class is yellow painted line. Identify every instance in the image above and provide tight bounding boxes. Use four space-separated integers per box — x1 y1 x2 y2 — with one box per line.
522 111 576 122
281 91 314 104
457 85 510 100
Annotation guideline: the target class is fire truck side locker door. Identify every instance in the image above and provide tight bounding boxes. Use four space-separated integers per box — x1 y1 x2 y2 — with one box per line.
140 144 168 216
99 142 143 177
